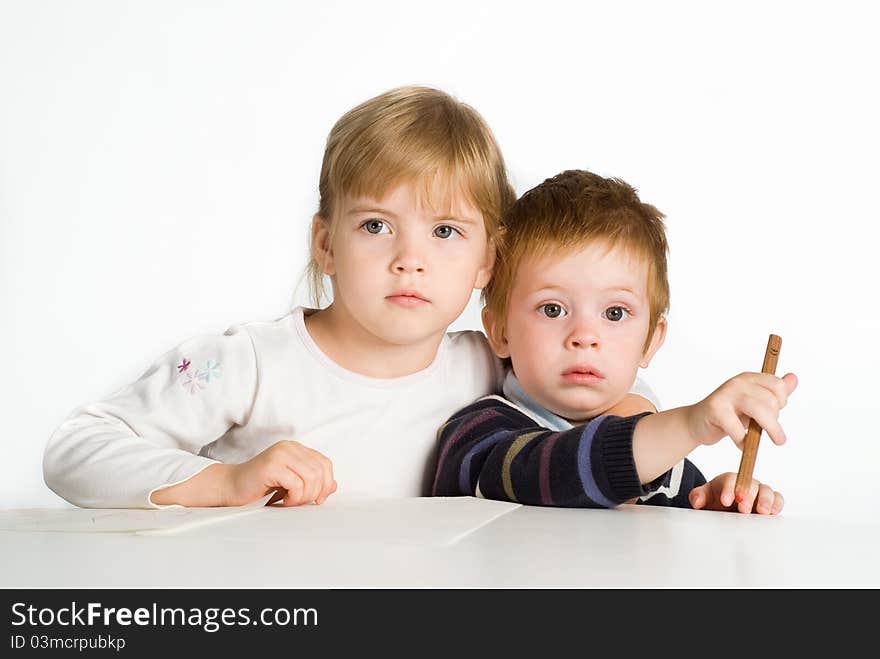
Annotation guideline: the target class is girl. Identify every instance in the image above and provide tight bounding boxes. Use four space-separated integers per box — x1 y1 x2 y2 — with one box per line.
44 86 655 509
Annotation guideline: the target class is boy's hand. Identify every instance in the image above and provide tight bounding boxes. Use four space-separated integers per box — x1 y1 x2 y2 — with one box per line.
689 471 784 515
687 372 797 449
224 440 337 507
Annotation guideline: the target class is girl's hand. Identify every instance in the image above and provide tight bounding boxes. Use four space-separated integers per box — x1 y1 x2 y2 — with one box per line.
224 440 337 507
688 472 784 515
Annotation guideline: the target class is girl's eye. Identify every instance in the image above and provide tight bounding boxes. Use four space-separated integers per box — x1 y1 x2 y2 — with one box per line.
603 306 630 322
433 225 461 239
362 219 389 235
539 303 567 319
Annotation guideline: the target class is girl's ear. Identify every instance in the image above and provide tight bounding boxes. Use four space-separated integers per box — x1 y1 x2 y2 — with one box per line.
473 237 497 290
639 316 667 368
311 214 335 276
482 306 510 359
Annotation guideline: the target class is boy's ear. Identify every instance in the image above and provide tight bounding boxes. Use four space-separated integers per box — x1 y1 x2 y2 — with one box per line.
481 306 510 359
473 237 496 290
639 316 667 368
311 214 335 276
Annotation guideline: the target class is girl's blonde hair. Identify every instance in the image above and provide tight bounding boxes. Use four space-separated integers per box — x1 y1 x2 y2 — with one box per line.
307 86 515 305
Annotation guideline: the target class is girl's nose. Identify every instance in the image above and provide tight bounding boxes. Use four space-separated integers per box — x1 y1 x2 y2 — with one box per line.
391 236 426 274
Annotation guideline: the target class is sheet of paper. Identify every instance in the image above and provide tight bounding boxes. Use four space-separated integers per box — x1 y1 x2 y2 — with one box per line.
190 494 521 547
0 494 274 535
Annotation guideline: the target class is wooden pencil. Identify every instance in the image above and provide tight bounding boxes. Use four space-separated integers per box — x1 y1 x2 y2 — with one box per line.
734 334 782 504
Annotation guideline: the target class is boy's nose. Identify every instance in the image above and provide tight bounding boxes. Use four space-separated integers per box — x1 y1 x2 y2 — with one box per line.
393 259 425 273
565 322 600 350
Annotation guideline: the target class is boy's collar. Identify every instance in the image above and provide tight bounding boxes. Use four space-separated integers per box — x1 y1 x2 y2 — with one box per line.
502 370 573 431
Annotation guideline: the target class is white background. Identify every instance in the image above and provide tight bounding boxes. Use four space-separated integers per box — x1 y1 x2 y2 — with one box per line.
2 1 878 519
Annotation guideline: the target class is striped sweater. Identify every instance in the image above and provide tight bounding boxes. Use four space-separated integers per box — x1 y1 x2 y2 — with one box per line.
431 393 706 508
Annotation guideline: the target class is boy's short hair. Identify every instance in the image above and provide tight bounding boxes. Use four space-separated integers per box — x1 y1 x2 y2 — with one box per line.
484 169 669 353
308 86 515 304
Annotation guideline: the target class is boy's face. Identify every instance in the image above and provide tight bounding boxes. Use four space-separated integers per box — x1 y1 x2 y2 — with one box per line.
315 181 494 349
486 240 666 422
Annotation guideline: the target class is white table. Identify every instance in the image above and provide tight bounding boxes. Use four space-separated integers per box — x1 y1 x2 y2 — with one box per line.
2 497 877 588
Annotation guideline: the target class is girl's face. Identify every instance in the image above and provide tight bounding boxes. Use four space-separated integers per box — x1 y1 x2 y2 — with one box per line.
315 181 494 351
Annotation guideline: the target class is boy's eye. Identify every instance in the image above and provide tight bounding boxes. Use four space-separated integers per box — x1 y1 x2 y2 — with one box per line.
539 303 567 319
433 224 461 239
603 306 629 322
362 219 389 235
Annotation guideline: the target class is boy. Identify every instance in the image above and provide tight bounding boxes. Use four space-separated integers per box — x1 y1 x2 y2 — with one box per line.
432 170 797 514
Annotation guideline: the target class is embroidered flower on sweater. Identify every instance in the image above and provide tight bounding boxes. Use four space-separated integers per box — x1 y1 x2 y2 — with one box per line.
177 357 221 394
198 359 221 383
181 369 205 395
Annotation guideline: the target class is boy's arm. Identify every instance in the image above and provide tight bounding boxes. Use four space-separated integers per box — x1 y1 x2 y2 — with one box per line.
432 399 666 508
630 406 701 484
631 371 797 484
435 372 795 509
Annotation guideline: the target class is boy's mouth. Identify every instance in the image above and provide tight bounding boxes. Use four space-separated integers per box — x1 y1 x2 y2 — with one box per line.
561 364 605 384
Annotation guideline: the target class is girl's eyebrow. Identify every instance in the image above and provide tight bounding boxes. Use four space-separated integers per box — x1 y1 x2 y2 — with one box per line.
347 205 479 225
347 206 398 218
436 212 479 225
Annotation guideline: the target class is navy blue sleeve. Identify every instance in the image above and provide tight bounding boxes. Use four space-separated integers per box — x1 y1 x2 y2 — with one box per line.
432 399 666 508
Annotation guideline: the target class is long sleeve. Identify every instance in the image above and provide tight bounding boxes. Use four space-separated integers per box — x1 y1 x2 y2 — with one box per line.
43 324 259 508
636 458 706 508
432 398 667 508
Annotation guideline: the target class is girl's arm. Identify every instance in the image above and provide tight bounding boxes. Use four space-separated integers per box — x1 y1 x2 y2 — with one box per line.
43 325 259 508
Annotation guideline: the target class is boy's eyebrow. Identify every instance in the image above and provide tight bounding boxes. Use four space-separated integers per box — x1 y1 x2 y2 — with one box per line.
529 284 642 298
605 286 641 297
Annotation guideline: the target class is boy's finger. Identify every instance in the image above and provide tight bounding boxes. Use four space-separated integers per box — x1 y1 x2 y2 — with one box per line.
754 483 775 514
754 374 791 409
739 480 760 513
756 416 787 446
781 372 798 395
739 398 787 446
772 491 785 515
720 480 736 508
689 487 704 509
717 410 747 445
